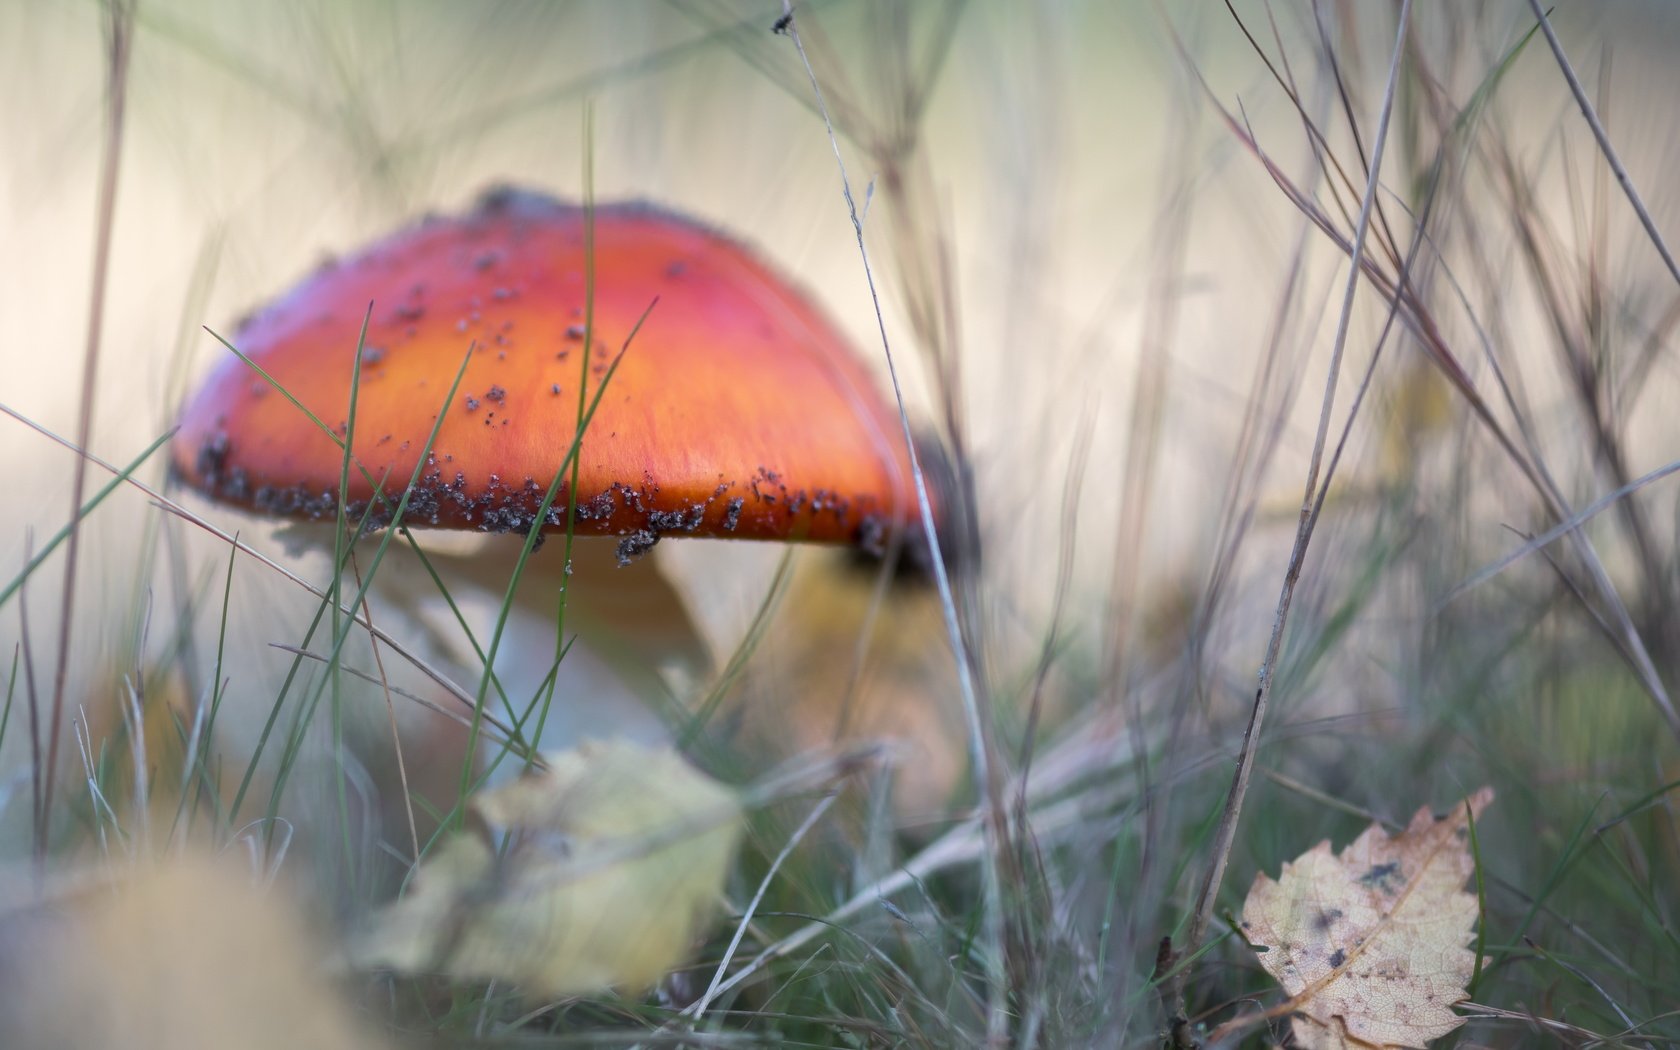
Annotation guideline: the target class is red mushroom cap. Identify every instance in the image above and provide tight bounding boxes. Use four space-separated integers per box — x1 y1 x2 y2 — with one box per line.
172 188 920 560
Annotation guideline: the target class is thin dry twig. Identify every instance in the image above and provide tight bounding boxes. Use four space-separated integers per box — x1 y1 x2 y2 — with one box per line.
775 3 1011 1043
44 0 136 863
1526 0 1680 292
1441 456 1680 607
18 535 46 879
1205 4 1680 746
1175 0 1414 1031
669 731 1150 1036
1454 137 1680 737
694 792 838 1021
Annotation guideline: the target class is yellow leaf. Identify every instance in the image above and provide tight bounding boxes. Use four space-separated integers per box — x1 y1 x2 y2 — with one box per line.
1241 787 1493 1049
349 738 742 997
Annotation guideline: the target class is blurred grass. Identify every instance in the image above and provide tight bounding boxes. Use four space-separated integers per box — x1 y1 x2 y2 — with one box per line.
1 0 1680 1046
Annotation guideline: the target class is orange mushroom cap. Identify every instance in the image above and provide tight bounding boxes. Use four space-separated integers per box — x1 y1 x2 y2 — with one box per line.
172 188 922 561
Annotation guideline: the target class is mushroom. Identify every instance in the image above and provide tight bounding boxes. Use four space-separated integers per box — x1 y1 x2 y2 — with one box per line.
172 186 918 564
170 186 927 757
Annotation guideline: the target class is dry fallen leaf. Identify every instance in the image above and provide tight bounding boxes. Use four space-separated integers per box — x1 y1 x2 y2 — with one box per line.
349 738 742 997
0 854 379 1050
1240 787 1493 1049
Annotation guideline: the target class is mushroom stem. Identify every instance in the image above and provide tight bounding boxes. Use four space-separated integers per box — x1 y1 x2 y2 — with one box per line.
360 535 713 752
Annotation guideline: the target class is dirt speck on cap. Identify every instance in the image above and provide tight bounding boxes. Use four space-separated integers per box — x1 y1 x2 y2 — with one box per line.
615 529 659 565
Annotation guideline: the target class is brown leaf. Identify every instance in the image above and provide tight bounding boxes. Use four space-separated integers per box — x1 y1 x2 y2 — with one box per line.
1241 787 1493 1049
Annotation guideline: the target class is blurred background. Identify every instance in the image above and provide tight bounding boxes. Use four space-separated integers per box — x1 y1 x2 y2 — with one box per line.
4 1 1680 1044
